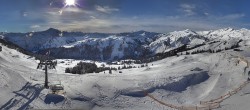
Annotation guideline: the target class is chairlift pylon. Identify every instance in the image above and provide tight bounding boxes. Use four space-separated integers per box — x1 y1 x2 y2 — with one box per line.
36 53 65 96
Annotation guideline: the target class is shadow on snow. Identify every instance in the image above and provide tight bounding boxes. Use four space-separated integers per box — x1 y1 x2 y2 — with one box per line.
122 71 209 97
0 82 43 110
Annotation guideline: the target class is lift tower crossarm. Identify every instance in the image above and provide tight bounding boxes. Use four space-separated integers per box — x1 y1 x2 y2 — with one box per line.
37 60 56 88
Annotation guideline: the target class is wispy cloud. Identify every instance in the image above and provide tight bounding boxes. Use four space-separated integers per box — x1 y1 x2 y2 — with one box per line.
30 25 40 29
180 4 196 16
20 11 28 17
11 1 247 33
95 5 119 14
38 16 224 33
25 5 246 33
219 13 245 20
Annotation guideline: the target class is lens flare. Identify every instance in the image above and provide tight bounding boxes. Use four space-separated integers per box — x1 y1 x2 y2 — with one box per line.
65 0 76 6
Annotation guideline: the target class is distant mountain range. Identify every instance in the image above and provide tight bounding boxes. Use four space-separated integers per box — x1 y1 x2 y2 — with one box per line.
1 28 250 61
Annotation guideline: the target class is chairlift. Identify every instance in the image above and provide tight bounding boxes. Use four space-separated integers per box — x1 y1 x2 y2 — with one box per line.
49 84 65 95
37 54 65 96
50 67 65 95
50 84 64 91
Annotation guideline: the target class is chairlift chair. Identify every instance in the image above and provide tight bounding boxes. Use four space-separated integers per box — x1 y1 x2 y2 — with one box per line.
49 84 65 95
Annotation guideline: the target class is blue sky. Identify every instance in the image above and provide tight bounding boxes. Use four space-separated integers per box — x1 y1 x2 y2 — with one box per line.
0 0 249 33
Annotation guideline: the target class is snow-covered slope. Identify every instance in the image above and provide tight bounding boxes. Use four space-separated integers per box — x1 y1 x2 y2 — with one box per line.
40 35 152 60
149 28 250 54
149 29 208 53
1 40 250 109
2 29 158 60
198 28 250 40
2 28 250 61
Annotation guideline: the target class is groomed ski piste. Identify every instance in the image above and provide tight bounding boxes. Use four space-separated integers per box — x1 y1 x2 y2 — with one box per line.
1 43 250 110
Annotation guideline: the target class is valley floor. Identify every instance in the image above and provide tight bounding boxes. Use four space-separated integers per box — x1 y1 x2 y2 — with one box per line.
1 44 250 110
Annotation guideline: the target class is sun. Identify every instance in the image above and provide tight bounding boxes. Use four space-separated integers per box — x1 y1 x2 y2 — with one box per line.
65 0 76 6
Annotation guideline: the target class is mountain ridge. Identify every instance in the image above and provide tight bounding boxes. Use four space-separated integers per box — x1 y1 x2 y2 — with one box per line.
1 28 249 61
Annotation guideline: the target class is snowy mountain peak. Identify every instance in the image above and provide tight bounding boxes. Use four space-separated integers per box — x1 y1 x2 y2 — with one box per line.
215 27 235 33
223 27 235 31
184 29 196 33
199 27 250 40
44 28 61 33
170 29 197 37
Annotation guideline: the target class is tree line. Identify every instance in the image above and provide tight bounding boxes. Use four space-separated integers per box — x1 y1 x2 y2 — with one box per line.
65 61 150 74
65 62 117 74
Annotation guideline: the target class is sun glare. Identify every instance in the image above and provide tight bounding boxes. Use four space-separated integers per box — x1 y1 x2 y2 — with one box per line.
65 0 76 6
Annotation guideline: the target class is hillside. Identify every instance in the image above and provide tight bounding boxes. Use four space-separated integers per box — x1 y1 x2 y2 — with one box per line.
1 37 250 109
